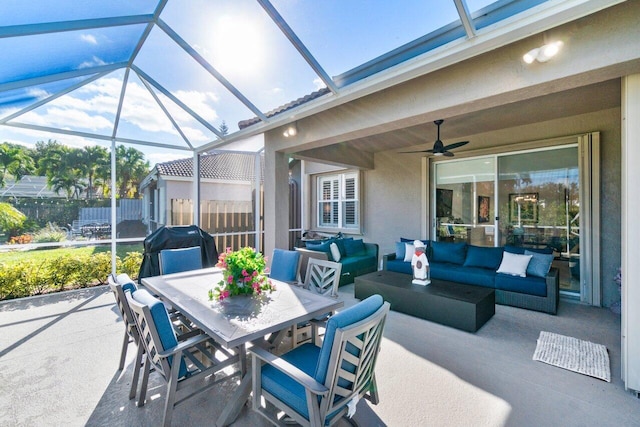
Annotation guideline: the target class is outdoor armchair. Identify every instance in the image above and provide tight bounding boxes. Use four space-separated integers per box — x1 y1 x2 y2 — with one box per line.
159 246 203 275
125 288 240 427
107 275 197 402
250 294 390 427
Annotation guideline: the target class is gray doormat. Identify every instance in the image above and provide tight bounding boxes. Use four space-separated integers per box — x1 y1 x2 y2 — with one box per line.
533 331 611 382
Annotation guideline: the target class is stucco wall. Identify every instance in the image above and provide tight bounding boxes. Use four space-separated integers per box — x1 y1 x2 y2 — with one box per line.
363 107 621 307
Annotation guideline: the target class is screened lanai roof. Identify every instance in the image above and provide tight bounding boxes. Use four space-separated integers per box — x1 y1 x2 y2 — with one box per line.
0 0 610 154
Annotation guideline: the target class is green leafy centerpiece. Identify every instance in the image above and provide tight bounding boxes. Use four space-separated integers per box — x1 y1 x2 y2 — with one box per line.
209 247 275 301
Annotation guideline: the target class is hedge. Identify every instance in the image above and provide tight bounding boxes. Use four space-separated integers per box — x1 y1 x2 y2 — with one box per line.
0 251 142 301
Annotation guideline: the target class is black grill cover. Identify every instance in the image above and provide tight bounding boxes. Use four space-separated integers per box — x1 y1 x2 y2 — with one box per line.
138 225 218 279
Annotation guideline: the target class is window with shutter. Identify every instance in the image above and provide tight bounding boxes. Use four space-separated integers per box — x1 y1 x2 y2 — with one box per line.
317 172 359 230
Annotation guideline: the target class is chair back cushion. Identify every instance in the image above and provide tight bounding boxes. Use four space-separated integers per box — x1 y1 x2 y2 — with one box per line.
131 289 187 378
269 249 300 282
314 294 383 384
159 246 203 275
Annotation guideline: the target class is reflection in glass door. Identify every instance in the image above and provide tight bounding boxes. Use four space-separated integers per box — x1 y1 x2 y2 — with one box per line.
498 147 579 295
434 157 495 246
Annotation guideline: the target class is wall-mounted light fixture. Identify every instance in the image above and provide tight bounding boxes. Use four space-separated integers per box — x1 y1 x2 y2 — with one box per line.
523 41 563 64
283 123 297 137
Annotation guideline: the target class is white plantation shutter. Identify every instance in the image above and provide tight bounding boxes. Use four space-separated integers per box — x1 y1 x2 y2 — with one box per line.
317 172 359 229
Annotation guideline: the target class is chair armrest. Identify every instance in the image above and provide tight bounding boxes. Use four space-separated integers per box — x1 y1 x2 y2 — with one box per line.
545 267 560 315
249 345 329 396
363 242 379 259
157 333 211 359
382 252 397 270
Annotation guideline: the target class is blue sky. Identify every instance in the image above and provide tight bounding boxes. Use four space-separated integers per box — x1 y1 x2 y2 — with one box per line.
0 0 499 166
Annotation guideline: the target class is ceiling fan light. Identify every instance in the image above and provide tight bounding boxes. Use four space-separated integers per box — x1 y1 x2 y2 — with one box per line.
434 152 443 157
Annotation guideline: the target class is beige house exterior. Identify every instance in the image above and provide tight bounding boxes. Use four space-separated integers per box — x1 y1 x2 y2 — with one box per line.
259 2 640 392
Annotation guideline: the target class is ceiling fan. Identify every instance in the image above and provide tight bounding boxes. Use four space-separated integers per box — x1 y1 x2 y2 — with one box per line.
402 119 469 157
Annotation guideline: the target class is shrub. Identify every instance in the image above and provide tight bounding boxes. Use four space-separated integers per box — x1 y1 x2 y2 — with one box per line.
32 223 67 243
121 251 143 279
0 249 144 300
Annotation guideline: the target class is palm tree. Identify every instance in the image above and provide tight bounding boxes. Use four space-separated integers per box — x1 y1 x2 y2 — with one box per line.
80 145 109 199
0 142 35 187
115 145 149 198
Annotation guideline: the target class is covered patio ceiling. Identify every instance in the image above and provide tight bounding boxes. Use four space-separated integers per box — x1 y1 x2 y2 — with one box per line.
0 0 623 155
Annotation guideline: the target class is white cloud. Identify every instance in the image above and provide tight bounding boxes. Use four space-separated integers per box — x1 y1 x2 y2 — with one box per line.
27 88 51 100
270 87 283 95
313 77 326 91
79 55 107 69
80 34 98 45
174 90 220 122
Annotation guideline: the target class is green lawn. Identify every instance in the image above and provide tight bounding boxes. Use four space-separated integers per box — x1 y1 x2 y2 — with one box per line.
0 243 143 263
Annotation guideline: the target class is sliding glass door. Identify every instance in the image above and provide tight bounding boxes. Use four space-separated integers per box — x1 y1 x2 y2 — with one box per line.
497 147 580 295
433 145 581 297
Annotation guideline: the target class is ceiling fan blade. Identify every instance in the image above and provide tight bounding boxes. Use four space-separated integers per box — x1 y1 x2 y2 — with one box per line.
399 149 433 153
442 141 469 151
443 151 455 157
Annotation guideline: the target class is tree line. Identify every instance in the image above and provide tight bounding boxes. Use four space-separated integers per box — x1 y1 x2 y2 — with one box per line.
0 139 150 200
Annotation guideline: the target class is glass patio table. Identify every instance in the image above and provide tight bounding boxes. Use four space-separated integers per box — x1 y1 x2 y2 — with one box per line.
140 267 343 426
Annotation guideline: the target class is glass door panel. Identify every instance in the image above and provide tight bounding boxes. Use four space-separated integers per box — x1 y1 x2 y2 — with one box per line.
497 147 580 295
434 157 495 246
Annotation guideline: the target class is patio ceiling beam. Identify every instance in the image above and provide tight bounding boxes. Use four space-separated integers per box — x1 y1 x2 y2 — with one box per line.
111 67 130 140
454 0 477 38
0 62 127 93
0 15 154 38
256 0 338 94
2 122 192 152
156 18 268 123
131 65 222 138
126 0 169 67
138 74 196 149
0 70 111 124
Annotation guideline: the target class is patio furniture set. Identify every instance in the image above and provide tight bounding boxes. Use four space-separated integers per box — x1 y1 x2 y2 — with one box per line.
108 241 389 427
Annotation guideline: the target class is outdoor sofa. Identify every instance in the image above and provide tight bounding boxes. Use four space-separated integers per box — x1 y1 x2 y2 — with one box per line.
383 239 559 314
295 237 378 286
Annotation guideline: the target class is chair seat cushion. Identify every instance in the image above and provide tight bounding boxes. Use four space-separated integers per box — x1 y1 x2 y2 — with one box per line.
261 343 320 420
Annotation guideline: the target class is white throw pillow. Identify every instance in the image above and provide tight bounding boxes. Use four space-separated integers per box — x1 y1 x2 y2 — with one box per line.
496 252 532 277
330 242 341 262
404 243 415 262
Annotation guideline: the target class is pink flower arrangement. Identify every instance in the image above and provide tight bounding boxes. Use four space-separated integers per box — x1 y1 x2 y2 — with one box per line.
209 247 275 301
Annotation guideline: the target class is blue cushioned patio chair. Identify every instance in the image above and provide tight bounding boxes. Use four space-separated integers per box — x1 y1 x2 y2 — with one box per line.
108 275 198 402
269 248 301 283
159 246 203 275
292 258 342 348
126 289 240 427
250 294 390 427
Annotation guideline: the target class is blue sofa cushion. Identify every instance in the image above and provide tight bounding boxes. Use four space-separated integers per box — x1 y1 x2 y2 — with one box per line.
495 273 547 297
334 237 352 257
132 289 187 378
431 241 467 265
463 246 504 270
343 239 366 257
430 263 496 288
386 258 413 275
306 240 334 259
315 294 383 384
524 250 555 278
395 242 407 260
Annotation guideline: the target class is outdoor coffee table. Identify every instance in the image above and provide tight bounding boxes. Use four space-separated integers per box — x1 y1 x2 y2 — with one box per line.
354 270 494 332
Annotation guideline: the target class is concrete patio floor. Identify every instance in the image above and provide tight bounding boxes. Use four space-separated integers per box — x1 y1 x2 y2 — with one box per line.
1 283 638 426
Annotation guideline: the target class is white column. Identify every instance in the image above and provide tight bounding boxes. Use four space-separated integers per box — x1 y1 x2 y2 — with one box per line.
622 74 640 393
193 151 200 226
110 139 117 275
264 145 290 262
